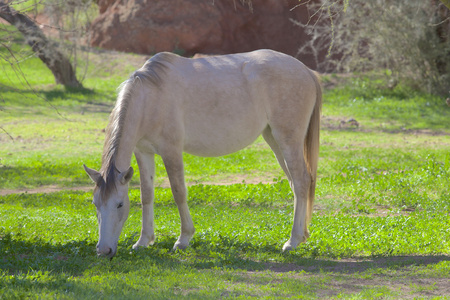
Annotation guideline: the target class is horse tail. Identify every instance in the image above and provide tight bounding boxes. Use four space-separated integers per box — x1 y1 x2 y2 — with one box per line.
304 69 322 228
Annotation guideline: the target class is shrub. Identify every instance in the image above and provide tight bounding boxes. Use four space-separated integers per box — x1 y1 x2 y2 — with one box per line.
295 0 450 96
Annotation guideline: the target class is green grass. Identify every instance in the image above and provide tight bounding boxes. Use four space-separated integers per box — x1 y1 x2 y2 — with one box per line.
1 35 450 298
322 74 450 131
1 189 450 298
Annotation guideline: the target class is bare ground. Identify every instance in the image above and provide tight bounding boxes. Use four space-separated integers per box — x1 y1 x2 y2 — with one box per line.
0 175 274 196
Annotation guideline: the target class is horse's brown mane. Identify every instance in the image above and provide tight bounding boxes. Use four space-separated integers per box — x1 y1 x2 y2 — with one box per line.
97 52 176 200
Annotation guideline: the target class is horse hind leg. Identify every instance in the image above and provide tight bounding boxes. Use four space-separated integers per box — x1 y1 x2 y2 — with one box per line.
265 127 311 252
283 146 311 251
262 127 292 183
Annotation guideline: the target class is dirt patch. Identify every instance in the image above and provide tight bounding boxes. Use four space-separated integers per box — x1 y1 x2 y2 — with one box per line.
0 175 276 196
321 116 450 136
0 185 94 196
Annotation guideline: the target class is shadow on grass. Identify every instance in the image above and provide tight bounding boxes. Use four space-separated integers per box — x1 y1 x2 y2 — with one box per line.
0 164 92 191
0 233 156 298
262 255 450 274
130 236 450 275
2 230 449 277
0 232 97 275
0 83 113 107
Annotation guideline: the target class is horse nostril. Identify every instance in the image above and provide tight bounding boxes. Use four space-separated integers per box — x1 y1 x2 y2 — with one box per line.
107 248 115 260
96 244 113 257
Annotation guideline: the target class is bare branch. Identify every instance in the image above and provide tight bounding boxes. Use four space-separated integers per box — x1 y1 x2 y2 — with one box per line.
0 126 14 141
293 0 450 95
0 1 82 88
0 40 68 120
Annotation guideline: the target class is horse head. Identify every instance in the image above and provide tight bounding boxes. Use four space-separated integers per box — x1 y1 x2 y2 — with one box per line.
83 164 133 258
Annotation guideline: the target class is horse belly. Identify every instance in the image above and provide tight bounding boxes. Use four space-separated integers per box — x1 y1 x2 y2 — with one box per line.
182 102 267 157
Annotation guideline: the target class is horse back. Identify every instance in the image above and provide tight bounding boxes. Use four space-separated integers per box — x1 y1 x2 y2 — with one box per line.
137 50 317 157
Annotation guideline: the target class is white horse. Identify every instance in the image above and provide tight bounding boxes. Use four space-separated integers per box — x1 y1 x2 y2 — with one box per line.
83 49 322 258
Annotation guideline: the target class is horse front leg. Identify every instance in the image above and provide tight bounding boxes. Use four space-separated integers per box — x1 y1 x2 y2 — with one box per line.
162 152 195 251
132 150 156 249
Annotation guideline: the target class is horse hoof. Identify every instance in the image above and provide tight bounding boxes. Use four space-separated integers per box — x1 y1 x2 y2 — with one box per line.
282 235 307 252
132 240 152 250
132 234 156 250
132 243 143 250
172 240 190 252
282 243 294 252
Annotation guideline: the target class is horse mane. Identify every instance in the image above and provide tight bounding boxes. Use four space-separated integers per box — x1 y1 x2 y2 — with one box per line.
96 52 177 200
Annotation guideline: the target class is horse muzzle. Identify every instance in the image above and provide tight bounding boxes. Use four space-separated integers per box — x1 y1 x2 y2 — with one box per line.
96 243 117 259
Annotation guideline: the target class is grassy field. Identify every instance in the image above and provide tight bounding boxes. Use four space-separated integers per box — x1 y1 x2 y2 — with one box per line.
1 34 450 298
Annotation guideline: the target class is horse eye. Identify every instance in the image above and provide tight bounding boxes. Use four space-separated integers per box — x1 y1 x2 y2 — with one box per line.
117 203 123 209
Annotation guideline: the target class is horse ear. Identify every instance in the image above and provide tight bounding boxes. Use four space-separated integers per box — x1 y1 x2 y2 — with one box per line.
119 166 133 185
83 164 102 184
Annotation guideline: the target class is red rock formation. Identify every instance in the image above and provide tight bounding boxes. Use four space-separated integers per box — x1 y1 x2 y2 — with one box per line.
90 0 322 69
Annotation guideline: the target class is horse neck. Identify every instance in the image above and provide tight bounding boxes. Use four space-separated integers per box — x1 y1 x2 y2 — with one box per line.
114 122 139 173
103 88 143 173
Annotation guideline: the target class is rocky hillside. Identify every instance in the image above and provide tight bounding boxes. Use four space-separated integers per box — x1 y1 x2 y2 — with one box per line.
90 0 323 69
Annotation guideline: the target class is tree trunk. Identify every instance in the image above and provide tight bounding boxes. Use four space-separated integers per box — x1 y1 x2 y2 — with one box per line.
0 2 82 88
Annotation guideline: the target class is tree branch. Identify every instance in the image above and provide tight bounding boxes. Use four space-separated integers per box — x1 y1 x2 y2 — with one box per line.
0 1 82 88
440 0 450 9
